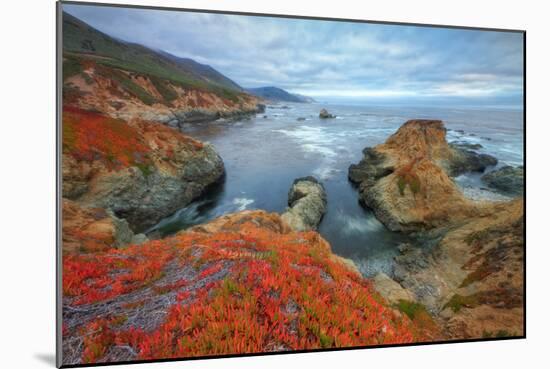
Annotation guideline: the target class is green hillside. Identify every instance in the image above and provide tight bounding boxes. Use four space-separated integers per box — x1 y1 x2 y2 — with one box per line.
62 12 244 103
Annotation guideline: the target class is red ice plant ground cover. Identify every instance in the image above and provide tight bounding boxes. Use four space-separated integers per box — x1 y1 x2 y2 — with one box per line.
63 106 152 170
63 211 435 363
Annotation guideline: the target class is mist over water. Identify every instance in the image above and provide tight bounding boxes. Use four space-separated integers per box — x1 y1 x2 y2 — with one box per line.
150 102 523 277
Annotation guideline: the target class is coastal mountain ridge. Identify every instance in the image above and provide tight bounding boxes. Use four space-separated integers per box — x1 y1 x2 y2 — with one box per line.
63 11 243 93
246 86 316 103
62 12 263 126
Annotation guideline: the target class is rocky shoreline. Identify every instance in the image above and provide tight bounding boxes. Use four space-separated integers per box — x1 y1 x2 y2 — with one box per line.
62 107 226 233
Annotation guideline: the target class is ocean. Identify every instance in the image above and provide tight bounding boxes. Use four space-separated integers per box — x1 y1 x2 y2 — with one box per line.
148 102 524 277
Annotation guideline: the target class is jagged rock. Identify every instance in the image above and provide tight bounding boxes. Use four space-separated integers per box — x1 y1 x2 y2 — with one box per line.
77 143 224 233
448 144 498 176
347 119 524 340
482 166 524 196
348 147 394 184
281 176 327 231
319 108 335 119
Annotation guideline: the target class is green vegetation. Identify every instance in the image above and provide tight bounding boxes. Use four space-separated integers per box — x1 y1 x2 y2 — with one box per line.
395 300 429 320
397 173 421 196
465 229 491 246
135 163 154 178
62 12 244 103
63 57 84 81
443 294 479 313
482 329 514 338
150 75 178 104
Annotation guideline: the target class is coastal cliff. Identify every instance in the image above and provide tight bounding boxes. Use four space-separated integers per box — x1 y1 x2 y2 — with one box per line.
62 107 225 232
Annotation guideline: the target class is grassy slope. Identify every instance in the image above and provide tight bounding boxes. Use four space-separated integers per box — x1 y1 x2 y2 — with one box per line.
62 12 244 102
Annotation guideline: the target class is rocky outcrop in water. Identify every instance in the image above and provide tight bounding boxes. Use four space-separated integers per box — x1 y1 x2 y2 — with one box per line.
349 119 524 339
282 176 327 231
447 143 498 176
319 108 335 119
482 166 524 196
348 120 484 232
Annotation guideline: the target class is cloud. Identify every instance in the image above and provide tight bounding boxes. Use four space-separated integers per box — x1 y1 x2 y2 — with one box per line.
63 4 523 104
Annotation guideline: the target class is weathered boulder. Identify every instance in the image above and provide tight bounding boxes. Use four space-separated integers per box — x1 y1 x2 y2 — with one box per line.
281 176 327 231
62 199 147 254
481 166 524 196
319 108 335 119
449 141 483 151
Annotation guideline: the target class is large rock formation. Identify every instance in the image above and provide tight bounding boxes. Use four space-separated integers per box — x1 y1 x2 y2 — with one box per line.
61 210 432 365
482 166 524 196
349 119 524 339
281 176 327 231
62 107 224 232
319 108 335 119
348 120 497 232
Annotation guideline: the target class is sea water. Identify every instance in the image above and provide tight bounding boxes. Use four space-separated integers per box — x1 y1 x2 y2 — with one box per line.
149 102 524 277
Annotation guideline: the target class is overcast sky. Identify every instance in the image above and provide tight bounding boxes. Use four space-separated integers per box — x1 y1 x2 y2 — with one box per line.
63 4 523 105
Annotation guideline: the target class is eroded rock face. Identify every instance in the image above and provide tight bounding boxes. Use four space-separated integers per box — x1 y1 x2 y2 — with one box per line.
64 67 263 126
62 108 225 233
391 200 524 338
281 176 327 231
482 166 524 196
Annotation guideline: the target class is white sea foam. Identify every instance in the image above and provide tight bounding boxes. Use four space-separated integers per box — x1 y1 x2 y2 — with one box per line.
338 212 383 235
232 197 255 211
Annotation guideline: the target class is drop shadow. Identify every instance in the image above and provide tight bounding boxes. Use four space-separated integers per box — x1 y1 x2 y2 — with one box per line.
34 353 56 367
